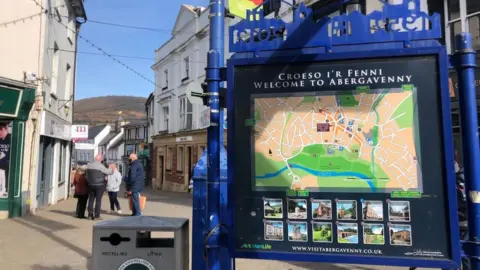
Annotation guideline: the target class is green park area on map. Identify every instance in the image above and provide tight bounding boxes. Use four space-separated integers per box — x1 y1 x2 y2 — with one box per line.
253 87 421 192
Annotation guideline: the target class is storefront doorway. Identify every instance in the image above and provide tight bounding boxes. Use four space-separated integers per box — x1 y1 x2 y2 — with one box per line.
36 136 54 208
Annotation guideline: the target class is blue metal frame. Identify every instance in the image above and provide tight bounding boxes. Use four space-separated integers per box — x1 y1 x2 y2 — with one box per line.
226 46 461 269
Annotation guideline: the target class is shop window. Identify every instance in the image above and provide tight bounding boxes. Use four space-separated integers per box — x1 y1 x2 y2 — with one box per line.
177 146 184 172
449 0 460 20
166 146 172 171
467 0 480 14
58 142 65 184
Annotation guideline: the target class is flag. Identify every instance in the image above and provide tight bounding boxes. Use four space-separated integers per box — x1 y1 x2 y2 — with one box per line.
229 0 263 19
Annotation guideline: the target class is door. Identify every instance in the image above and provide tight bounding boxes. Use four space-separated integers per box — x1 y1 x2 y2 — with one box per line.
186 146 192 181
36 136 53 208
157 155 164 189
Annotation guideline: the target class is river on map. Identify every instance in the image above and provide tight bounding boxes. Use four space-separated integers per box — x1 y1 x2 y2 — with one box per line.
255 164 376 191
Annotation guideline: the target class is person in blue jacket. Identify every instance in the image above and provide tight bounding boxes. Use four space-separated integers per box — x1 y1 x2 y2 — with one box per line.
124 153 145 216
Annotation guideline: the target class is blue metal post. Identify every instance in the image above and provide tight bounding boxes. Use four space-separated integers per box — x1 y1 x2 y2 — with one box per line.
204 0 225 269
455 32 480 270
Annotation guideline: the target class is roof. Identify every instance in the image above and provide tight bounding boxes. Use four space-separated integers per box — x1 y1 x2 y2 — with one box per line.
110 136 123 149
98 132 117 146
146 93 154 105
88 125 107 140
123 120 147 128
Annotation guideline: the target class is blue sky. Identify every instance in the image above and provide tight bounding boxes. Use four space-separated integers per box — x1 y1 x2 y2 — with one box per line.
75 0 209 100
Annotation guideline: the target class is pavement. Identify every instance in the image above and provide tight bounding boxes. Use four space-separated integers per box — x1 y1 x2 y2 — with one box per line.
0 188 435 270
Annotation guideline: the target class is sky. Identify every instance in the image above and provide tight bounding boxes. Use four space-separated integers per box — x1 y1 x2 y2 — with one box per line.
75 0 209 100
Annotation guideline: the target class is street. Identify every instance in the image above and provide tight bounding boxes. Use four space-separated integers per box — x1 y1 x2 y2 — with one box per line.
0 189 435 270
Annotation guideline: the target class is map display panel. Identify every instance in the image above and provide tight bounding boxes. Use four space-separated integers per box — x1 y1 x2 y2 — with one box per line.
254 88 421 193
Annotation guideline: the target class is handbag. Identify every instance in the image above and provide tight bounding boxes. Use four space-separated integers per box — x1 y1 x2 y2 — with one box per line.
128 193 147 211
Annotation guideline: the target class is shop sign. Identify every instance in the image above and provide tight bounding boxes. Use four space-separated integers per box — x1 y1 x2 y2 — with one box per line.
40 111 71 140
176 136 193 142
71 125 89 141
0 86 23 118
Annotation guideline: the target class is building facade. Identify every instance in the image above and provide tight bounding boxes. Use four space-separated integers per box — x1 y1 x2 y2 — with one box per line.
0 0 86 217
72 125 110 166
122 122 149 186
145 93 154 184
151 4 228 192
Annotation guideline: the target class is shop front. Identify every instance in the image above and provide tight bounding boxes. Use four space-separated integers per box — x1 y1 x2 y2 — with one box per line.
151 129 227 192
36 110 72 208
0 80 35 218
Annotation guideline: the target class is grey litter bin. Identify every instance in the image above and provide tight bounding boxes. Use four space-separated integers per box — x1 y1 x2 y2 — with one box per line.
92 216 189 270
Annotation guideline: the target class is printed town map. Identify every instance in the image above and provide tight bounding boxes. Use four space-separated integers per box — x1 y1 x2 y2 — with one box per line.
253 87 422 192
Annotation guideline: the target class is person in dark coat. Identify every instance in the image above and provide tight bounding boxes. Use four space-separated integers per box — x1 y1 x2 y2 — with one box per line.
72 165 89 218
125 153 145 216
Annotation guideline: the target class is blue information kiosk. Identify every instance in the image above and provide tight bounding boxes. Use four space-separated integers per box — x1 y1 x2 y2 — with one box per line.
192 0 479 269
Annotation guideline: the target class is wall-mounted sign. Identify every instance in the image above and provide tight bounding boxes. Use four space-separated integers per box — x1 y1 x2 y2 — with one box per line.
176 136 193 142
0 86 23 118
40 111 71 140
71 125 89 141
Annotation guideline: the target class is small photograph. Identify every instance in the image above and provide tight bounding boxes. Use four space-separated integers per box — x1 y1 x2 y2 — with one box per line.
337 223 359 244
288 221 308 242
264 198 283 219
337 200 357 220
288 199 308 219
312 222 333 243
363 224 385 245
362 200 384 221
389 224 412 246
264 220 284 241
388 201 411 222
312 200 332 220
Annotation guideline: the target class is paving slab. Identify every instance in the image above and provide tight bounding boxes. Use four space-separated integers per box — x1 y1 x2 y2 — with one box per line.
0 189 435 270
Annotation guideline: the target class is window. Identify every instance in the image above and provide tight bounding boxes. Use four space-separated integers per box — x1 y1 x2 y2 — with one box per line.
65 64 72 101
177 146 184 172
51 43 60 96
166 147 172 171
137 127 145 139
162 106 169 131
263 0 281 17
447 0 480 52
199 145 206 157
182 57 190 81
163 69 169 90
67 12 75 43
179 98 193 130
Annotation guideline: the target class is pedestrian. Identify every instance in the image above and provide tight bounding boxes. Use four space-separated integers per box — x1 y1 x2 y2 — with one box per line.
124 153 144 216
86 154 113 220
106 163 122 214
72 165 88 219
188 163 196 193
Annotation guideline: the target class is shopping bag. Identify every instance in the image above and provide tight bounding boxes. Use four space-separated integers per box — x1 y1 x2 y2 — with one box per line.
128 194 147 211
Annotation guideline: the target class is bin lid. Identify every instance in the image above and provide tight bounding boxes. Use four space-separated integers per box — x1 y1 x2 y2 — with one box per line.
93 216 189 230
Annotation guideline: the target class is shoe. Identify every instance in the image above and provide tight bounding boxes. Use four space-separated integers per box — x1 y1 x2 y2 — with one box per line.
110 210 115 213
88 214 94 220
94 216 103 221
117 210 122 214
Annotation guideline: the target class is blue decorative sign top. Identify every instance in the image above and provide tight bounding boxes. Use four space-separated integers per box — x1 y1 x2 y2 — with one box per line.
229 0 442 53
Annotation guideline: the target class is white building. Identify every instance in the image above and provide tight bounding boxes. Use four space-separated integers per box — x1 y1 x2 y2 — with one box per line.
150 4 230 192
0 0 86 218
74 125 111 165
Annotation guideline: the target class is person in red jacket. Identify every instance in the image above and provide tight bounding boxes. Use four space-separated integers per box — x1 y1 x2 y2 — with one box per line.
72 165 89 219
